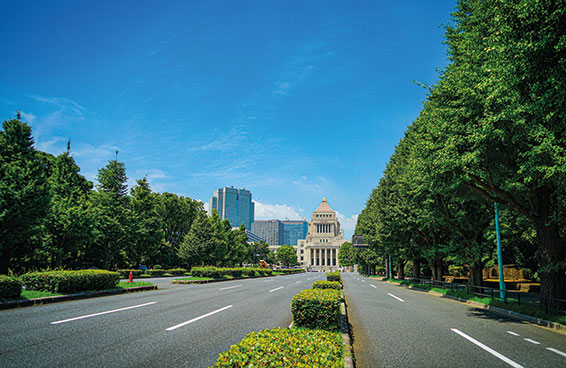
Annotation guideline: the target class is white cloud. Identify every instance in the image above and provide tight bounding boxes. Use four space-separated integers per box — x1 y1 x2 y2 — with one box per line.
336 211 358 233
36 136 66 153
254 200 304 220
20 111 36 123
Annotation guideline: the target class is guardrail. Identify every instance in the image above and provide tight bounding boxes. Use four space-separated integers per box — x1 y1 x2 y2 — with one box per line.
394 276 566 316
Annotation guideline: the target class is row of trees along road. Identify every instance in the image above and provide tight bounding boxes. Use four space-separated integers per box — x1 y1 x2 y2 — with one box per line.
355 0 565 308
0 116 276 273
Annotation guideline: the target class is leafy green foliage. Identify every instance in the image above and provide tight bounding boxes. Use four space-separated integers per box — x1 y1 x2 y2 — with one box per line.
146 269 167 277
277 269 305 274
276 244 298 267
291 288 341 331
338 242 354 267
326 271 342 284
312 280 341 290
0 118 49 273
0 275 22 299
116 269 144 278
212 327 344 368
166 268 187 276
19 270 120 293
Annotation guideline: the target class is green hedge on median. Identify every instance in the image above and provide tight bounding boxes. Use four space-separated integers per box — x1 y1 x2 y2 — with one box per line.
291 288 342 332
313 280 341 290
20 270 120 293
326 271 342 284
212 327 344 368
167 268 188 276
117 269 144 278
0 275 22 299
278 269 305 274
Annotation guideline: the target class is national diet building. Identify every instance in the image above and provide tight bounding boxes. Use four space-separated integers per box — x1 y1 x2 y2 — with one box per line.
297 198 344 272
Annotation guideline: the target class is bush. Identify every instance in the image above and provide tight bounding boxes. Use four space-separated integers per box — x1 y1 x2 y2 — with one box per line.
313 280 341 290
224 268 243 277
291 288 342 331
191 267 224 278
241 267 258 277
212 327 343 368
327 271 342 284
116 269 143 278
278 268 305 274
147 269 167 277
153 265 163 269
0 275 22 299
20 270 120 293
167 268 187 276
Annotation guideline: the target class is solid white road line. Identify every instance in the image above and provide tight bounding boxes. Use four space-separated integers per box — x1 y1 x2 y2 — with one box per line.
166 305 233 331
370 284 377 288
507 331 520 336
269 286 284 293
50 302 157 325
361 280 366 283
523 338 540 345
451 329 524 368
387 293 405 302
547 347 566 358
219 285 242 291
295 281 302 284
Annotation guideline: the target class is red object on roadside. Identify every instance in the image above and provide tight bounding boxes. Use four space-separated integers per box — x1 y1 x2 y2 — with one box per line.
128 270 133 283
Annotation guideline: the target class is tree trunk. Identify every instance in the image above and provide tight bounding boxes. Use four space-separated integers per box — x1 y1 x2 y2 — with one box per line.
469 260 484 287
534 219 566 309
413 258 421 280
397 261 406 279
431 257 444 281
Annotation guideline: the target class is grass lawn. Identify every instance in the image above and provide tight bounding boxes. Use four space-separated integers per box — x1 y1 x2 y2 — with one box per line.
387 278 566 325
3 281 156 302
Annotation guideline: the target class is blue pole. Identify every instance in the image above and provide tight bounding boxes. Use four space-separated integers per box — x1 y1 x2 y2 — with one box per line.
494 202 506 299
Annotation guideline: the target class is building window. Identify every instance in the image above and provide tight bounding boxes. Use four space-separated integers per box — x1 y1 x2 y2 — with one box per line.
301 256 304 260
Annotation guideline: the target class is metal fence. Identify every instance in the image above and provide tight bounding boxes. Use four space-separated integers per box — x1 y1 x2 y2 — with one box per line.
393 276 566 316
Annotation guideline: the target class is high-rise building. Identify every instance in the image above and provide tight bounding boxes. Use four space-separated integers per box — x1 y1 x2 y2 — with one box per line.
281 220 308 246
251 220 283 246
209 187 255 229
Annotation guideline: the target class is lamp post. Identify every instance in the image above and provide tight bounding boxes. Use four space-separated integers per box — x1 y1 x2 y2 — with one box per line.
494 202 506 300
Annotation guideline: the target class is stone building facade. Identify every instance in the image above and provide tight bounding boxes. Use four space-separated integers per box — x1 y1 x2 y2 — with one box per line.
297 198 344 272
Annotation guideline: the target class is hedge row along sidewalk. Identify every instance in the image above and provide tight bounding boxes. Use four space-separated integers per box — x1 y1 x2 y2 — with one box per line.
380 277 566 335
0 270 157 310
210 272 353 368
172 267 305 285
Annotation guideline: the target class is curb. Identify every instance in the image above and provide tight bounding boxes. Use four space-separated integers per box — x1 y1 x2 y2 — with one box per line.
342 299 355 368
384 280 566 336
0 285 158 310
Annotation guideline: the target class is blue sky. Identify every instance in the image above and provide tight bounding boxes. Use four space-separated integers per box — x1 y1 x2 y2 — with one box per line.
0 0 455 238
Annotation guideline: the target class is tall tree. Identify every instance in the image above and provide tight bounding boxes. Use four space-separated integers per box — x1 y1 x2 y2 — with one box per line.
178 211 215 268
0 118 49 273
128 177 163 267
276 244 298 267
43 148 94 268
427 0 566 305
89 158 130 269
338 242 354 267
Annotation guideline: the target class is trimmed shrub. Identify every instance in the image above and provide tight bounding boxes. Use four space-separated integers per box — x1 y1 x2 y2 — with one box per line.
147 269 167 277
313 280 341 290
212 327 343 368
291 288 341 331
153 264 163 269
20 270 120 293
241 267 258 277
167 268 187 276
327 271 342 284
191 267 224 278
117 269 143 278
0 275 22 299
278 268 305 274
224 268 243 277
257 268 273 277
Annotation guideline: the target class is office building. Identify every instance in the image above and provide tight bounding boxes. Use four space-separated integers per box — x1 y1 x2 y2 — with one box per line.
281 220 308 246
209 187 255 229
251 220 283 246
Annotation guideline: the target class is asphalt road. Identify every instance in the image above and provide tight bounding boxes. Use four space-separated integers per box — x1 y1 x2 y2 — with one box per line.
0 272 325 368
343 273 566 368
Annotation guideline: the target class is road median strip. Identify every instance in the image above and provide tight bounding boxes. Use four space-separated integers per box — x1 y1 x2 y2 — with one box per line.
0 285 158 310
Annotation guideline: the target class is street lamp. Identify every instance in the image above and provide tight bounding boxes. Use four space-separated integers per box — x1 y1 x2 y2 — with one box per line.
494 202 506 300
